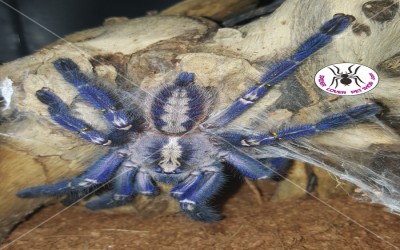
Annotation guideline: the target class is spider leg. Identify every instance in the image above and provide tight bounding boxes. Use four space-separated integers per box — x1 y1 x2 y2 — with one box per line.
354 75 365 84
218 103 381 147
335 78 340 89
36 88 112 145
353 65 361 75
333 65 341 74
260 157 292 180
53 58 143 130
217 142 286 179
201 14 354 129
85 165 138 210
86 168 159 210
328 67 337 76
170 174 199 199
329 76 338 87
171 165 224 222
354 78 362 87
348 64 354 74
133 170 159 196
17 151 125 198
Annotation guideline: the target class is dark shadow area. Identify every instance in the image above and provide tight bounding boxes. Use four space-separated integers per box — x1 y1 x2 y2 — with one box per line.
0 0 181 63
0 0 282 63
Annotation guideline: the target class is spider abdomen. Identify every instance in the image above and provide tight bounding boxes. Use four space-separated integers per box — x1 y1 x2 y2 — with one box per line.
150 72 211 134
340 77 352 85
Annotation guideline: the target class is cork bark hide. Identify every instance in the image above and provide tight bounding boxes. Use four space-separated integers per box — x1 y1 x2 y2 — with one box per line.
1 0 400 241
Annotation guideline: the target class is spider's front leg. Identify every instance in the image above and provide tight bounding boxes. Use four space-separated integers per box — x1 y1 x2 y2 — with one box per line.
36 89 112 145
170 165 225 222
202 14 354 129
219 103 381 147
53 58 142 130
37 58 146 146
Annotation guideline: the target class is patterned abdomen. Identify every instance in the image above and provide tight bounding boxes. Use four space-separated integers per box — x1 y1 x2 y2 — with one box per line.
151 72 209 134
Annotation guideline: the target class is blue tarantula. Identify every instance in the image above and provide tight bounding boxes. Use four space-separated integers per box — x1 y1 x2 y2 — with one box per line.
17 14 381 222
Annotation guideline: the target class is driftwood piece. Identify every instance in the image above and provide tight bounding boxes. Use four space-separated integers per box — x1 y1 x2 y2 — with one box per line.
161 0 259 20
1 0 400 241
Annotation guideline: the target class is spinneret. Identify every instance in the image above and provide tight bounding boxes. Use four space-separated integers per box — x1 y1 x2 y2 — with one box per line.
17 14 381 222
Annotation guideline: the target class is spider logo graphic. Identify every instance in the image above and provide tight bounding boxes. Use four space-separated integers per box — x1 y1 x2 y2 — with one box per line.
328 64 365 89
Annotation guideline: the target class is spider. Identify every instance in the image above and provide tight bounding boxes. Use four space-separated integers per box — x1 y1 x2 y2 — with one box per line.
329 64 365 88
17 14 381 222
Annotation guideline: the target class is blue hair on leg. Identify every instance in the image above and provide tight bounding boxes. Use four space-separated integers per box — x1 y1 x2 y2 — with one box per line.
75 151 126 185
180 201 223 222
275 125 316 140
201 14 354 129
133 170 159 196
290 34 331 61
178 166 224 222
36 88 111 145
53 58 90 85
259 60 297 85
316 103 381 130
262 157 292 180
86 166 137 210
220 145 276 179
222 103 381 146
16 180 73 198
319 14 354 35
53 58 135 130
17 151 124 199
290 14 353 62
170 173 203 199
215 132 246 146
62 151 126 205
62 191 89 206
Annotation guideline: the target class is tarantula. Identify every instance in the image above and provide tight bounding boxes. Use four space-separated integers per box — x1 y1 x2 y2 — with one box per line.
17 14 380 222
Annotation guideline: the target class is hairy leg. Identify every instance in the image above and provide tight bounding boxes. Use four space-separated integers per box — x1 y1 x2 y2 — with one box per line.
219 103 380 146
53 58 144 130
202 14 354 129
17 151 125 198
171 165 225 222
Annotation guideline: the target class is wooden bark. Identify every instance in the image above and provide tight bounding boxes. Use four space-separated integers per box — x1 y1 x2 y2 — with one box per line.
161 0 259 20
1 0 400 241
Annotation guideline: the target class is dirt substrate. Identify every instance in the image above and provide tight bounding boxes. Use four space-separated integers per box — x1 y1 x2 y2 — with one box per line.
2 182 400 250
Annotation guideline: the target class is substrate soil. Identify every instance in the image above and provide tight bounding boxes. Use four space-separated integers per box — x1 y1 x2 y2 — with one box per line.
2 182 400 250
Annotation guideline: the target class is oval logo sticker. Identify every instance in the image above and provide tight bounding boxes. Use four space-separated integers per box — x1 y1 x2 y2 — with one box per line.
314 63 379 96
